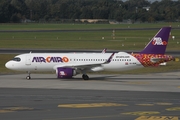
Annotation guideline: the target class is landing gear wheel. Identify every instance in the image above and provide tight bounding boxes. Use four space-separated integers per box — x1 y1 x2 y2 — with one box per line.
26 76 31 80
26 71 31 80
82 74 89 80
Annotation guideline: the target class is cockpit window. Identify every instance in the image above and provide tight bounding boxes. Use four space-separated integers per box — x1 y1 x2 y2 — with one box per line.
12 57 21 62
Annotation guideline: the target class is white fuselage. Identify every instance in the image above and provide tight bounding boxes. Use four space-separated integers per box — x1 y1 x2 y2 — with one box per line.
5 52 143 72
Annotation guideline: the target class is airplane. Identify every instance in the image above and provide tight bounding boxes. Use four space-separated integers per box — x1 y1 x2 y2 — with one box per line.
5 27 174 80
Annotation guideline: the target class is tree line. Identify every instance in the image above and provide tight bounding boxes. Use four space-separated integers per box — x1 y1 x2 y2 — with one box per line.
0 0 180 23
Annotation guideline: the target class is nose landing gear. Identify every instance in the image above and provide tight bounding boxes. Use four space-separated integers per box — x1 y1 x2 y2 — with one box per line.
26 71 31 80
26 76 31 80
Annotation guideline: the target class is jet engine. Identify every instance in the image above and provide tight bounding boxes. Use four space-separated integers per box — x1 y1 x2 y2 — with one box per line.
56 67 77 78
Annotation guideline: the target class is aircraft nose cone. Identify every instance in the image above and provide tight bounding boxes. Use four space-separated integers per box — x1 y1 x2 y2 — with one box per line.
5 61 13 69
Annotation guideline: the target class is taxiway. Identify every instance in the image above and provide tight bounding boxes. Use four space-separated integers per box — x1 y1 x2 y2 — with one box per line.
0 72 180 120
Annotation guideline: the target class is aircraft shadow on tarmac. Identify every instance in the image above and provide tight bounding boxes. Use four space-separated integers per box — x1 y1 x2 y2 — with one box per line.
29 75 180 81
28 75 116 81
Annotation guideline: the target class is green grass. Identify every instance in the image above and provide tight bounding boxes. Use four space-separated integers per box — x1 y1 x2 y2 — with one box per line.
0 29 179 50
0 54 15 74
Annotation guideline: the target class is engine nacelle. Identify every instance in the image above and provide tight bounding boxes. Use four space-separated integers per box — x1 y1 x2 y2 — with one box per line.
56 67 77 78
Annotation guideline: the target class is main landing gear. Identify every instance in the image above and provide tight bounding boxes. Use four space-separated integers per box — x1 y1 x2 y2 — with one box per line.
82 74 89 80
26 71 31 80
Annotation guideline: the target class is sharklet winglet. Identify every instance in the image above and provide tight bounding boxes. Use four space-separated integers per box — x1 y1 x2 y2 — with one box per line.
104 52 115 64
102 48 107 53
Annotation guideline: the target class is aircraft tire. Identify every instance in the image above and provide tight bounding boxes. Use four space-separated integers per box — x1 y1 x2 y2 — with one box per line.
82 74 89 80
26 76 31 80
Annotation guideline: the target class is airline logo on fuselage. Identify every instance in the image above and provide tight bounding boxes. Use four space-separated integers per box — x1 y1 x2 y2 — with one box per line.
32 56 69 63
152 37 167 45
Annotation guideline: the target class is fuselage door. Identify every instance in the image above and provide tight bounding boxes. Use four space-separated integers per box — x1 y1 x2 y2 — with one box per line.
26 55 31 65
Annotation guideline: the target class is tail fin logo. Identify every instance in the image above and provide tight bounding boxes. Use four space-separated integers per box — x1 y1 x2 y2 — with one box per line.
59 71 67 76
152 37 167 45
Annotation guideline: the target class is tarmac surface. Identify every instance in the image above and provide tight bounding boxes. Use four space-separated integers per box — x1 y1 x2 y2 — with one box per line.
0 72 180 120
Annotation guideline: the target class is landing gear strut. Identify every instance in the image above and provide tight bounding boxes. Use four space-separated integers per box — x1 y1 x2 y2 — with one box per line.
26 71 31 80
82 74 89 80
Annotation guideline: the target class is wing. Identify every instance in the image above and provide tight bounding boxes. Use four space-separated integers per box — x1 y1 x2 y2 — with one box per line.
53 53 115 71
